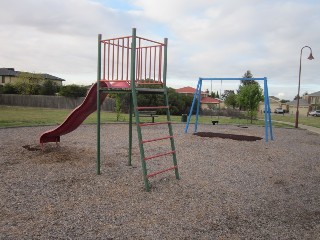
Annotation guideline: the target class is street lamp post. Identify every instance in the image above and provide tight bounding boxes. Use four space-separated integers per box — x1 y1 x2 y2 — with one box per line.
295 46 314 128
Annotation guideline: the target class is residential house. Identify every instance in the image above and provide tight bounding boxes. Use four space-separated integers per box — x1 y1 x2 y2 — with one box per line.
258 96 284 113
201 97 224 110
304 91 320 111
286 99 310 116
175 86 224 111
0 68 65 86
175 86 207 98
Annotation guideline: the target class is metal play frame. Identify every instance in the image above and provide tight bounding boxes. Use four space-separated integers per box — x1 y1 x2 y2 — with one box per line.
184 77 274 142
96 28 180 191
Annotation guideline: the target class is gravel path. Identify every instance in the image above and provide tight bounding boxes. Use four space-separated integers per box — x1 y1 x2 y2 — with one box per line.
1 123 319 239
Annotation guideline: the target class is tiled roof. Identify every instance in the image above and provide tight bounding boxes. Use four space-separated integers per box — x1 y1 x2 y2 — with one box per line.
175 86 197 93
175 86 205 94
201 97 221 104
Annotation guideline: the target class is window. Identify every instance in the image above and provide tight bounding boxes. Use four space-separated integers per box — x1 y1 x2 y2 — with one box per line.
1 76 5 83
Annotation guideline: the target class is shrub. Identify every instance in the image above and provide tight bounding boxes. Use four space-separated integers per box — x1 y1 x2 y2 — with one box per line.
59 84 88 97
1 83 19 94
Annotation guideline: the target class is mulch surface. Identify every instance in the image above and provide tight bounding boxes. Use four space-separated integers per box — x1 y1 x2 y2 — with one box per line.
193 132 263 141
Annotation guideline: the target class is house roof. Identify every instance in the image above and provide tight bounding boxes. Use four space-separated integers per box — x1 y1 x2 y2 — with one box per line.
175 86 206 94
0 68 65 81
287 99 309 106
175 86 197 93
269 96 280 101
308 91 320 96
41 73 65 81
0 68 17 76
201 97 221 104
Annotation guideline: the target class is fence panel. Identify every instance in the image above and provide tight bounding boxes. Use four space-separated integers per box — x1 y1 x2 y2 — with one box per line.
0 94 115 111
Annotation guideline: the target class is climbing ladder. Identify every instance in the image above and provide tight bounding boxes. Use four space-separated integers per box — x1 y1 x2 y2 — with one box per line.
131 88 180 191
97 28 180 191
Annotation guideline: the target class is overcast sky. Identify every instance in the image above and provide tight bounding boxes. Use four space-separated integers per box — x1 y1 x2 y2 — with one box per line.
1 0 319 100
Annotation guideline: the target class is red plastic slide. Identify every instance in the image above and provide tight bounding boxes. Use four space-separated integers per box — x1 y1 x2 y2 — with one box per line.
39 82 108 145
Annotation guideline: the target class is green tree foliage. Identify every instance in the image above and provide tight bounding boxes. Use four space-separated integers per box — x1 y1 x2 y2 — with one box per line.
241 70 257 86
221 90 234 100
115 94 121 121
210 91 216 98
14 72 44 95
40 79 60 95
59 84 88 97
1 83 19 94
104 79 197 116
224 92 238 109
167 88 195 115
237 84 264 123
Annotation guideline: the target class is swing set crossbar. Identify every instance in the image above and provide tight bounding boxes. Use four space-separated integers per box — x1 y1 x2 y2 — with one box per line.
184 77 274 142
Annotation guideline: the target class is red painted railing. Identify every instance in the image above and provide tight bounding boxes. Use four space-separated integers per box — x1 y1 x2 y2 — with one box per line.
100 36 165 85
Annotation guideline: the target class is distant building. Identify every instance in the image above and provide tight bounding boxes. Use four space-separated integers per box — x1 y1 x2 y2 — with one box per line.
258 96 283 113
175 86 224 110
304 91 320 110
286 99 310 116
175 86 207 98
258 92 320 115
200 97 224 110
0 68 65 86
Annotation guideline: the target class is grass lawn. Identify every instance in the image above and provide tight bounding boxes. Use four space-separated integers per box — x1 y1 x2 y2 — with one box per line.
1 105 318 128
269 113 320 128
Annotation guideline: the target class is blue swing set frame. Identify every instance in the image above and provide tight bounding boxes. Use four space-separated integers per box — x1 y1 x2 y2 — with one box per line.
184 77 274 142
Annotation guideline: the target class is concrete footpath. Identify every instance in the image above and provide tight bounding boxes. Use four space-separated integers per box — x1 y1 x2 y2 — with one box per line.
273 120 320 135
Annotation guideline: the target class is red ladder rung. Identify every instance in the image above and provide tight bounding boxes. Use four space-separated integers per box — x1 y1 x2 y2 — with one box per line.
139 121 171 127
142 136 173 144
147 166 177 178
136 106 169 110
144 150 175 161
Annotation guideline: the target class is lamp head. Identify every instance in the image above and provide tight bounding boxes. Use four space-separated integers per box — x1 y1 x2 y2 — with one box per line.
308 52 314 60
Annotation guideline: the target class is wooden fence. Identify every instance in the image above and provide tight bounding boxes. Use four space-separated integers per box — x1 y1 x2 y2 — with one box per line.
0 94 115 111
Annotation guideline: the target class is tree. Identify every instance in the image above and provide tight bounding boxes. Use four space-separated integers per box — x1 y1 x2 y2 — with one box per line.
40 79 59 95
237 84 264 123
59 84 88 97
14 72 44 95
221 90 234 100
115 94 122 121
241 70 258 86
1 83 18 94
210 91 216 98
224 93 238 109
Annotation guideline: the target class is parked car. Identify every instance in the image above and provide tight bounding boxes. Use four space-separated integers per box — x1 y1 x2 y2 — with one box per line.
308 110 320 117
274 108 284 114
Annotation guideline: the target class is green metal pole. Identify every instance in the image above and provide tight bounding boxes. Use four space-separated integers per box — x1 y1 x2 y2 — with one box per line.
97 34 102 175
163 38 168 87
130 28 150 191
163 38 180 180
128 93 133 166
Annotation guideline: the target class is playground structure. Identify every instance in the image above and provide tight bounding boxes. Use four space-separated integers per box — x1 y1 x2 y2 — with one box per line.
39 28 180 191
185 77 274 142
97 29 180 191
39 82 108 145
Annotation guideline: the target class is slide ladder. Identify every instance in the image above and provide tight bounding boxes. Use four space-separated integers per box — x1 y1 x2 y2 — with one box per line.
132 87 180 191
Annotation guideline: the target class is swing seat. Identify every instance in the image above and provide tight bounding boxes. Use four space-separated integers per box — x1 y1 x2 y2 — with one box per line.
212 120 219 125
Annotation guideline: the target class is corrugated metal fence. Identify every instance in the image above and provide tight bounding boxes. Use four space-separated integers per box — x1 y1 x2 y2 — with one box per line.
0 94 115 111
